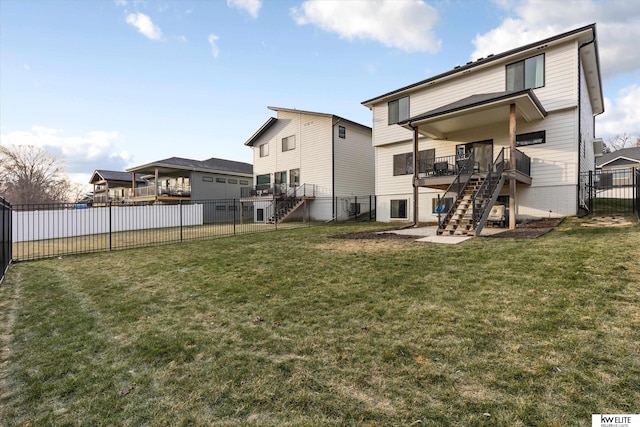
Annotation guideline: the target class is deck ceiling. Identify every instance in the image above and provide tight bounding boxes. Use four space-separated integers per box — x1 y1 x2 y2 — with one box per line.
402 92 546 140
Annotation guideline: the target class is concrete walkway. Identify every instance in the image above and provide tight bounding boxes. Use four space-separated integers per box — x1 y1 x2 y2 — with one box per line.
378 225 506 245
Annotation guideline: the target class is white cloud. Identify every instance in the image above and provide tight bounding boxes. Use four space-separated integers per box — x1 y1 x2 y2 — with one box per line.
208 34 220 58
126 12 162 40
291 0 441 53
597 84 640 139
227 0 262 18
0 126 125 170
471 0 640 78
114 0 127 6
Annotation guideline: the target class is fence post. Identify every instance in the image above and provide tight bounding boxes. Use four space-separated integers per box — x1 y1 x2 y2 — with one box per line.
180 200 183 242
233 199 237 235
108 201 112 251
589 170 595 215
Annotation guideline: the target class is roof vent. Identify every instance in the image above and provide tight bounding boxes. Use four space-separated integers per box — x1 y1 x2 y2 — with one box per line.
466 61 472 65
487 54 494 57
454 65 461 69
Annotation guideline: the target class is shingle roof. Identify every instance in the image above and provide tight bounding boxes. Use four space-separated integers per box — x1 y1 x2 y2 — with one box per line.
597 147 640 167
91 170 145 184
127 157 253 175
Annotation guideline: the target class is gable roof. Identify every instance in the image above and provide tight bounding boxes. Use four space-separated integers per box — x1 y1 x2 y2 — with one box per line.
244 107 371 147
126 156 253 176
90 170 145 184
597 147 640 168
361 24 603 114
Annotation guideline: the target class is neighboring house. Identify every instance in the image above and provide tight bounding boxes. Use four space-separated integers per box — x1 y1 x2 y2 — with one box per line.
243 107 374 222
126 156 253 203
595 147 640 188
362 24 604 235
89 170 145 205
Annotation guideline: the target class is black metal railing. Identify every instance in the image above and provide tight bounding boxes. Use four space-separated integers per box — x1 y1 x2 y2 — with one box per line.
241 183 316 198
581 168 639 216
503 149 531 176
472 148 506 229
435 154 475 232
133 183 191 198
10 194 375 262
418 154 475 177
1 196 12 285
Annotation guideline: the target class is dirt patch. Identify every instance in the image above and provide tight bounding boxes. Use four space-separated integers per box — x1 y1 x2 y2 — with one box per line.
484 218 564 239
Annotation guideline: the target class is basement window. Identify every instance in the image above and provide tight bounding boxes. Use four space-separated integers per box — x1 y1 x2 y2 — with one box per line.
390 199 408 219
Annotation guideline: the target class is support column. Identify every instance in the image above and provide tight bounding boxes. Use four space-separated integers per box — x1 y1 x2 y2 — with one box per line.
412 125 419 226
509 103 517 230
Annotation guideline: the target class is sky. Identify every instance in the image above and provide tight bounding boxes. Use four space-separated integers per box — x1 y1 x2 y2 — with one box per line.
1 0 639 189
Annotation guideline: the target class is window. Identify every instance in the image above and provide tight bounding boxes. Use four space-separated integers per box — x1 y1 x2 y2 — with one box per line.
338 126 346 139
432 197 453 214
290 168 300 187
256 174 270 189
216 178 226 183
202 176 213 182
394 153 413 176
516 130 545 147
216 205 226 211
388 96 409 125
393 149 435 176
390 199 408 219
506 54 544 91
282 135 296 151
228 205 237 211
228 179 238 184
239 180 249 185
259 143 269 157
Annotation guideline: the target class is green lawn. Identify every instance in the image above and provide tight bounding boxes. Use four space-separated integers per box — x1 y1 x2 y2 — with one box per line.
1 218 639 426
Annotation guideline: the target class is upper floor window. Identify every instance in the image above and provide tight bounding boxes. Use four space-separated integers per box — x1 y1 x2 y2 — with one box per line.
338 126 346 139
259 143 269 157
282 135 296 151
506 54 544 91
388 96 409 125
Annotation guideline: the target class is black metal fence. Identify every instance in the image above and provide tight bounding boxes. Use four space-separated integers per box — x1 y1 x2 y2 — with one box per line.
1 196 11 284
11 195 376 262
580 168 639 217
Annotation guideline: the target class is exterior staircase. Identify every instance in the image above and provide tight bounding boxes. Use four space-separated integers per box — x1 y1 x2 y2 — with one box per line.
267 197 306 223
438 178 484 236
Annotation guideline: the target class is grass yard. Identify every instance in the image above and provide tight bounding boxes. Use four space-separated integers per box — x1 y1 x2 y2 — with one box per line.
1 218 639 426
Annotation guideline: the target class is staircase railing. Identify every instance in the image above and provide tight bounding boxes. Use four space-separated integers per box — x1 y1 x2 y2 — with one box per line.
472 148 507 234
435 153 475 233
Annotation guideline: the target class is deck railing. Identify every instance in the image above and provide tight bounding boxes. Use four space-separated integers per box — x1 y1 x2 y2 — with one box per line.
241 183 316 198
133 183 191 198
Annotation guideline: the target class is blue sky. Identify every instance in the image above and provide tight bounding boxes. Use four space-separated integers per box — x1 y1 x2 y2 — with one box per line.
1 0 639 188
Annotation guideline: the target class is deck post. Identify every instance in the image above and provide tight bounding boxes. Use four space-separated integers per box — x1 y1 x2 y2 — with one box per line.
509 103 517 230
412 125 419 226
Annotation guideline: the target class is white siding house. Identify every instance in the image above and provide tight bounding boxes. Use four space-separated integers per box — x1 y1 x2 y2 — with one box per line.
362 24 604 234
243 107 373 222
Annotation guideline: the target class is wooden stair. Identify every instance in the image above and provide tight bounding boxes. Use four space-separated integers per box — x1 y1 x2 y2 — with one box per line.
268 198 306 223
438 178 484 236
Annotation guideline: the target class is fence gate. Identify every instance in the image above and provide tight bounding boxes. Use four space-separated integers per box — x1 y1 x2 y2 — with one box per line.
1 196 11 284
581 168 639 217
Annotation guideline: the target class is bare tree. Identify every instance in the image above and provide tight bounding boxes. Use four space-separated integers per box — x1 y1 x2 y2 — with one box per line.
604 133 636 152
0 144 75 204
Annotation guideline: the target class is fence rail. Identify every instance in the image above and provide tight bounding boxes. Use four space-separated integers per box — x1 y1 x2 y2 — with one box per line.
1 196 11 284
10 195 375 262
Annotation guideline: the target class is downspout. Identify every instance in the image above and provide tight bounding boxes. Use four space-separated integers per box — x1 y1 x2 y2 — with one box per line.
577 27 603 213
332 118 341 221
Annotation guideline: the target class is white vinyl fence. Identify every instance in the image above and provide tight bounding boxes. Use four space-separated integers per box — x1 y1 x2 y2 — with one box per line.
13 204 204 243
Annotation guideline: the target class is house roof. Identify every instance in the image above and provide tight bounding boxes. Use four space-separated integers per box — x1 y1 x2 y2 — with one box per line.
244 107 371 147
126 156 253 176
399 89 547 139
596 147 640 168
90 170 145 184
361 24 603 115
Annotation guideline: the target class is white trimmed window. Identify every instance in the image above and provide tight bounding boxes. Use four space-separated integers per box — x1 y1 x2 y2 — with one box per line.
390 199 408 219
282 135 296 151
388 96 409 125
259 143 269 157
506 54 544 91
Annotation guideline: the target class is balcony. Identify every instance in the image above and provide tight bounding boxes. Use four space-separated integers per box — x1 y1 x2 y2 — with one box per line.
241 183 316 199
132 183 191 200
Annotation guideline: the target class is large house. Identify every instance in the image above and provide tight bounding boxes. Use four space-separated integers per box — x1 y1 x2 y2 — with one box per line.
362 24 604 234
243 107 374 222
126 156 253 204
